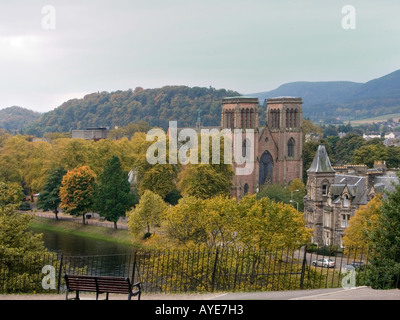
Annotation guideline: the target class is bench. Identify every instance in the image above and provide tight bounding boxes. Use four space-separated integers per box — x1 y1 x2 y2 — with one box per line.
64 274 141 300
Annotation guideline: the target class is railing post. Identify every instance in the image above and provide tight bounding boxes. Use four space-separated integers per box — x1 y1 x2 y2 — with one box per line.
131 250 138 284
300 245 307 290
211 247 219 292
57 253 63 294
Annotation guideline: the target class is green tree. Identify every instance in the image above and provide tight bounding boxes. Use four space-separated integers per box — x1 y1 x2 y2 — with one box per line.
127 190 168 239
37 167 67 220
0 181 47 257
387 146 400 169
334 133 365 165
93 156 136 229
352 144 388 168
368 172 400 289
0 181 55 293
59 166 96 225
257 180 305 212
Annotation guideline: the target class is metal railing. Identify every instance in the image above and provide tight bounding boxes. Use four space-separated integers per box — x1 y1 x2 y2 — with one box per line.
1 245 398 294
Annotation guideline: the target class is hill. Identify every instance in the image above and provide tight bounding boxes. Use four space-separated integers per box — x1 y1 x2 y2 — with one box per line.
250 69 400 123
22 86 240 136
0 106 41 133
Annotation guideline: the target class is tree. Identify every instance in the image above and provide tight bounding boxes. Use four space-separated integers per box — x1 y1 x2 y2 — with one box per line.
164 196 209 246
127 190 168 239
59 166 96 225
351 144 388 168
0 181 24 208
387 146 400 169
177 164 233 199
333 133 365 165
342 194 383 251
0 181 46 257
236 195 311 250
302 119 323 142
0 181 56 293
37 167 67 220
368 172 400 289
129 133 180 199
93 156 136 229
257 180 305 212
163 194 311 251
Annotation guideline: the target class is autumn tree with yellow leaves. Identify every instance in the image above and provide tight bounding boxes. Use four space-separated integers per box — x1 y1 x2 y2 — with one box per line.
342 194 383 251
59 166 97 225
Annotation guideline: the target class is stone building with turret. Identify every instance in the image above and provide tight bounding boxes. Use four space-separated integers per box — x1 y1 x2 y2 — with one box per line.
304 144 399 247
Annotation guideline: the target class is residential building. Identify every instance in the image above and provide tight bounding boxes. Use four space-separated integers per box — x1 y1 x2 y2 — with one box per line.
304 144 399 247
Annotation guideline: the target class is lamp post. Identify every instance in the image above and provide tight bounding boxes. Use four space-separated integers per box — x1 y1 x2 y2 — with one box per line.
290 189 300 214
290 199 299 214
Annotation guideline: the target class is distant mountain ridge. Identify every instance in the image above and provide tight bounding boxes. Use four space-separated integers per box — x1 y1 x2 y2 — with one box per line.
0 106 41 132
249 69 400 122
6 69 400 136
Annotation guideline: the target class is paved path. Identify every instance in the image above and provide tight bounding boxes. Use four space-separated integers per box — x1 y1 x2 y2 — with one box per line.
1 287 399 300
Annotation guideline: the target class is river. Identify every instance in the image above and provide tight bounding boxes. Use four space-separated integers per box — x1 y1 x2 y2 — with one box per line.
30 226 136 256
30 227 138 277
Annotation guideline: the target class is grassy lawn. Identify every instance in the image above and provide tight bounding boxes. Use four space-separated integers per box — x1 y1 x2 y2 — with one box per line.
30 216 137 246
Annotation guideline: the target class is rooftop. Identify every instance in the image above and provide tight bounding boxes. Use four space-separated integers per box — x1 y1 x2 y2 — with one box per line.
307 144 335 173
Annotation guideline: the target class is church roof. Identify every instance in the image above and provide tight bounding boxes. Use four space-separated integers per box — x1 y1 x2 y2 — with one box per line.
307 144 335 173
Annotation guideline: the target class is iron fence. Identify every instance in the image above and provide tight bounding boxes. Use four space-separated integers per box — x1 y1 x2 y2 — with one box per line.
1 245 399 294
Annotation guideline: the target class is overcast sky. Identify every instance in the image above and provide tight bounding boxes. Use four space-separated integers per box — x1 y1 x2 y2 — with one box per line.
1 0 399 113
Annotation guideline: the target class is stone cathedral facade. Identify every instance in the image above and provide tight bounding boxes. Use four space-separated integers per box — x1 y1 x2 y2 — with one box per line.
219 96 304 198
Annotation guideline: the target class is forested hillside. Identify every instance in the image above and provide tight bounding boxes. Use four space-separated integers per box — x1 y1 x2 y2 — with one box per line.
0 106 41 133
22 86 239 136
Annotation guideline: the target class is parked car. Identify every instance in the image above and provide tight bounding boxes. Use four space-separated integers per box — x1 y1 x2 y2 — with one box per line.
312 258 335 268
343 261 364 271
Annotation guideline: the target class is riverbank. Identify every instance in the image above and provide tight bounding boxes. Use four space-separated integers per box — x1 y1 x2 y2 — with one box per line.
30 215 137 247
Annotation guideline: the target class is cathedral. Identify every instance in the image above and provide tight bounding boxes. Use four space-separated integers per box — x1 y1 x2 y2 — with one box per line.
217 96 304 198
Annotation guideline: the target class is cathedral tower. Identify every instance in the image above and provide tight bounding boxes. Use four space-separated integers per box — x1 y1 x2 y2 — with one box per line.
260 97 303 186
221 96 259 197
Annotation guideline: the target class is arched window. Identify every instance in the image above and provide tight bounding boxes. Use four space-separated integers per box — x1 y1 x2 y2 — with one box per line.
276 109 280 128
242 139 251 158
286 109 289 128
287 138 295 158
244 183 249 195
293 109 298 127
